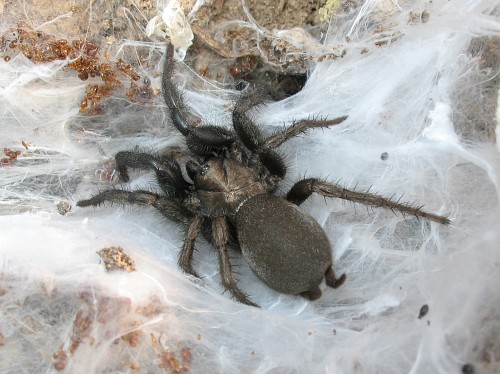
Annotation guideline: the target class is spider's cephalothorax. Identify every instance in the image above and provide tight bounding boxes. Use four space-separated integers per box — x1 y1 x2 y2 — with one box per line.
77 43 450 306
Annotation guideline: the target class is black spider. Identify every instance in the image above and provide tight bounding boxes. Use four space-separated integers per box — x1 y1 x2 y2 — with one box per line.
77 43 450 306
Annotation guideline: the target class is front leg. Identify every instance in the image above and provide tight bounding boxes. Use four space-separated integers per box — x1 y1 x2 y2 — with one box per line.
162 43 236 156
212 216 258 307
115 151 188 198
232 87 347 182
232 86 288 181
287 178 450 225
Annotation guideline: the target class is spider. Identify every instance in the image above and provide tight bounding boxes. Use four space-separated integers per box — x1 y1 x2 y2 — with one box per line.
77 43 450 306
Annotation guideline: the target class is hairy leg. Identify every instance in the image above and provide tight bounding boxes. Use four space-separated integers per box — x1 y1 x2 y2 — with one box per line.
262 115 348 151
232 87 287 182
178 216 204 277
115 150 188 199
115 151 157 182
162 43 235 156
77 189 160 207
119 149 184 182
76 189 190 224
212 216 258 307
287 178 450 225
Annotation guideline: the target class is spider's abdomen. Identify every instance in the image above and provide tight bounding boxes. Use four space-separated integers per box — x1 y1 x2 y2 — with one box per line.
235 194 333 295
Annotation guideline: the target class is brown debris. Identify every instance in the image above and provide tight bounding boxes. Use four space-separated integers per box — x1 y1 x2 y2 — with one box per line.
98 246 136 272
1 22 141 114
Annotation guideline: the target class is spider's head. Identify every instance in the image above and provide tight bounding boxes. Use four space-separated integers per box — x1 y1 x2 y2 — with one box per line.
187 158 264 196
187 158 265 215
186 159 225 191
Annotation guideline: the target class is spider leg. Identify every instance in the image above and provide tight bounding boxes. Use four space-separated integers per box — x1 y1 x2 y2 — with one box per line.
178 216 204 277
232 86 348 182
262 115 348 151
286 178 450 225
212 216 258 307
77 189 160 207
162 43 236 156
115 151 188 198
232 89 287 180
76 189 190 224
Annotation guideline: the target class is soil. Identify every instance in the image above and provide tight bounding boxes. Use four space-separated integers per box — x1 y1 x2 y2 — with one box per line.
1 0 331 76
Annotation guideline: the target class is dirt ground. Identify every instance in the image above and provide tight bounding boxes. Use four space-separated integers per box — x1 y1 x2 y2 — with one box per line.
0 0 335 77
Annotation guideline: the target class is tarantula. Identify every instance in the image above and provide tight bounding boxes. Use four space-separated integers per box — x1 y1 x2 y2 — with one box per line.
77 43 450 306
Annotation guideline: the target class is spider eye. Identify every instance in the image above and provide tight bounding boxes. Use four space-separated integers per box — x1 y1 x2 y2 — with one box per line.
186 161 210 180
200 165 210 175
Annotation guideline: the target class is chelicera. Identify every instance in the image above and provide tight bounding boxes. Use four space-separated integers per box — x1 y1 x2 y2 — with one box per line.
77 42 450 306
